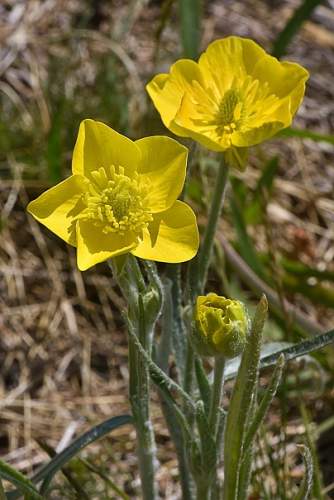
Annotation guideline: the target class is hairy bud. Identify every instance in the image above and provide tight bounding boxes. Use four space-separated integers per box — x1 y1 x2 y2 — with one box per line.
193 293 249 358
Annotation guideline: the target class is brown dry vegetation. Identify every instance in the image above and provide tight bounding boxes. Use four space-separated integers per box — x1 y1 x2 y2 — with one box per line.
1 0 334 498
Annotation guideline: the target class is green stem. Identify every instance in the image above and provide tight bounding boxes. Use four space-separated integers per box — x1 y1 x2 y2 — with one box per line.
196 480 210 500
112 257 158 500
128 301 157 500
190 156 229 299
208 357 225 499
184 337 195 394
208 356 225 436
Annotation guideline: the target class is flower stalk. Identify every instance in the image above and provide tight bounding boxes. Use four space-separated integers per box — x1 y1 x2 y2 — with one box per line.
208 356 225 437
111 256 162 500
190 156 230 298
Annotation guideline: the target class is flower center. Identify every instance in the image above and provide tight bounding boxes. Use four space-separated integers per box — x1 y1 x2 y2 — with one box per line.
215 89 244 134
79 166 152 236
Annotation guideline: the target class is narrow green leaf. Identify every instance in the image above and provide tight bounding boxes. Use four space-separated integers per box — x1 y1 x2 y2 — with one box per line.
300 404 324 499
46 107 63 182
179 0 202 59
272 0 324 58
0 460 43 499
37 441 90 497
246 157 279 224
230 182 265 279
158 390 195 500
36 415 133 485
283 274 334 309
223 295 267 500
279 127 334 145
195 401 217 478
293 445 314 500
243 354 285 457
225 329 334 380
6 415 133 500
281 257 334 282
194 357 211 415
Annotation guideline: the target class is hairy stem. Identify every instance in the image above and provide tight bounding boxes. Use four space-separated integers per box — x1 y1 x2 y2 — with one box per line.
208 356 226 436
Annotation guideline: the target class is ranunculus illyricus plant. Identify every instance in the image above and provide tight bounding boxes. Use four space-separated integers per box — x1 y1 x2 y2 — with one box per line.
147 36 309 168
27 119 199 270
193 293 249 358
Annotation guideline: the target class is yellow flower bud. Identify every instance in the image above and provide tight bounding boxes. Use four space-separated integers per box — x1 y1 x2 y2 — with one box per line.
193 293 249 358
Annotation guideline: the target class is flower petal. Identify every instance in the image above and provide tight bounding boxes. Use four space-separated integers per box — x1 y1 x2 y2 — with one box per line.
173 93 226 151
146 59 203 135
72 119 141 179
135 136 187 212
198 36 268 94
251 57 309 115
27 175 88 245
131 201 199 263
76 220 137 271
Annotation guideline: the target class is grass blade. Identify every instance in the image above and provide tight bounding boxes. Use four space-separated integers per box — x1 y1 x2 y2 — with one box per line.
0 460 43 499
272 0 324 58
179 0 202 59
6 415 133 500
230 181 265 279
293 445 314 500
279 127 334 145
300 404 324 499
225 329 334 381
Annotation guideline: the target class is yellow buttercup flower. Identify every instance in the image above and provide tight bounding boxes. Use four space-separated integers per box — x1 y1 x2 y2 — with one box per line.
147 36 309 168
27 119 199 270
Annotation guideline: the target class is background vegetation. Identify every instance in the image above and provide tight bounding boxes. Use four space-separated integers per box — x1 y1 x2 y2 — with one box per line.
0 0 334 497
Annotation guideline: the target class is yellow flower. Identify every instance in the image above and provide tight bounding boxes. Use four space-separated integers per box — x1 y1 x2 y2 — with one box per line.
193 293 249 358
27 119 199 270
147 36 309 168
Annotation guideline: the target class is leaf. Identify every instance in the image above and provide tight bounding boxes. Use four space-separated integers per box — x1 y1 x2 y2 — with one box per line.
7 415 133 499
225 329 334 380
246 157 279 225
0 459 43 499
281 257 334 282
279 127 334 146
195 357 211 415
272 0 324 58
179 0 202 59
243 354 285 456
225 342 290 379
293 445 314 500
229 181 265 279
300 404 325 499
223 296 267 499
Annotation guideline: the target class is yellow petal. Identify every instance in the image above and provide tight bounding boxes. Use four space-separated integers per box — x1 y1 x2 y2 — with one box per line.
232 121 285 148
72 119 141 179
27 175 88 245
251 57 309 116
173 93 226 151
135 136 187 212
131 201 199 263
146 59 203 135
198 37 267 94
76 220 137 271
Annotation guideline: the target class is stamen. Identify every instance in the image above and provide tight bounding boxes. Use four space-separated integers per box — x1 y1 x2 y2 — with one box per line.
78 166 152 236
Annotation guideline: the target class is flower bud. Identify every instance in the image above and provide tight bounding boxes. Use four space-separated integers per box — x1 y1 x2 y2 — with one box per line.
193 293 249 358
